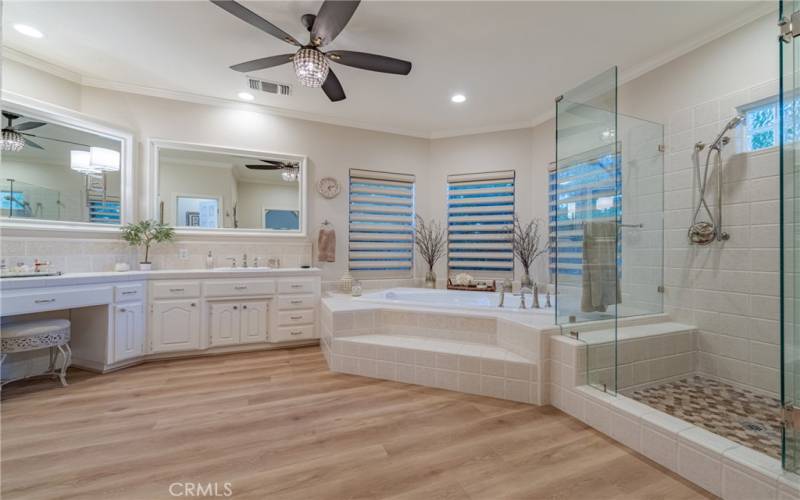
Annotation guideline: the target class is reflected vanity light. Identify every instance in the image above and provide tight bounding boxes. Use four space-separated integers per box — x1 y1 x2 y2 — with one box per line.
1 129 24 152
281 166 299 182
89 147 120 172
70 150 101 174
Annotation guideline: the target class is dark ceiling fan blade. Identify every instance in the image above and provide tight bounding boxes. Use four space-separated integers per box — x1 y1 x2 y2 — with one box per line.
230 54 294 73
23 138 44 150
327 51 411 75
245 164 282 170
210 0 301 47
259 159 287 166
321 69 346 102
14 121 46 131
311 0 360 46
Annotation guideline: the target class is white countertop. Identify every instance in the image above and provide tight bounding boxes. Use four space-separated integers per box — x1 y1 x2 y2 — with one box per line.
0 267 322 291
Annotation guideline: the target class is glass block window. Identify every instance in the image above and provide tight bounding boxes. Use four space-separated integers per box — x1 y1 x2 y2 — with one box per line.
447 170 515 278
743 96 800 152
348 169 415 278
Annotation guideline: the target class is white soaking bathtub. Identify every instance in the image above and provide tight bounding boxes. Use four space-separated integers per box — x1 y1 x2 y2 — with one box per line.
356 287 552 314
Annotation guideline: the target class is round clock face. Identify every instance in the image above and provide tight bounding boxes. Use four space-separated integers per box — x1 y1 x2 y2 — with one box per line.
317 177 341 199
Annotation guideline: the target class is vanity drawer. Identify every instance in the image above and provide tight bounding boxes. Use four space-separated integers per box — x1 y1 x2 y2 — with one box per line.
277 294 317 310
115 284 144 303
1 286 113 315
272 325 315 342
278 280 315 294
204 280 275 298
151 281 201 299
279 309 315 326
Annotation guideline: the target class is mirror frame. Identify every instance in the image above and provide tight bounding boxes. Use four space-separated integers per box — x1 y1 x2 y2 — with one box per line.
0 92 135 233
146 139 308 238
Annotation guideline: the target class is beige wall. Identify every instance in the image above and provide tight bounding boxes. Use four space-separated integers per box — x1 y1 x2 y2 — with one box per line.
236 181 299 229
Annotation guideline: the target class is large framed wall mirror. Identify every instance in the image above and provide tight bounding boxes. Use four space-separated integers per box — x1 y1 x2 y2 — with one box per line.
0 96 132 230
151 141 307 236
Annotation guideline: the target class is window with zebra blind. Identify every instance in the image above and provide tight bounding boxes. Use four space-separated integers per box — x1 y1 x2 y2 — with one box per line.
348 169 415 278
447 170 515 278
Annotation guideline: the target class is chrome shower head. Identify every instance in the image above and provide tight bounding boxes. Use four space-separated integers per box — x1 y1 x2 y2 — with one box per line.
710 114 744 149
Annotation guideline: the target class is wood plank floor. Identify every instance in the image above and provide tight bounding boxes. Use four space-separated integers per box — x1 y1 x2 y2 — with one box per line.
1 346 713 500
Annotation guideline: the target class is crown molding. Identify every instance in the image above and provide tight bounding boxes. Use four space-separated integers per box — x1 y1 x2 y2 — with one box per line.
2 46 83 83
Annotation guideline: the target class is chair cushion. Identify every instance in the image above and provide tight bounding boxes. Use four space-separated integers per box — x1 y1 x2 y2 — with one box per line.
2 319 71 339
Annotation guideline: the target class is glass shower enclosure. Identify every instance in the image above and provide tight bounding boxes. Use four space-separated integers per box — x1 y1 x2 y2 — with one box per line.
553 66 664 393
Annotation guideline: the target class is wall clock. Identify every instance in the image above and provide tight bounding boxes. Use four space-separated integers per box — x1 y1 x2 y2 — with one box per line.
317 177 341 199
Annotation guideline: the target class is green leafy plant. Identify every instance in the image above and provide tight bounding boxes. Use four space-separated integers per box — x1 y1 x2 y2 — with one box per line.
120 220 176 264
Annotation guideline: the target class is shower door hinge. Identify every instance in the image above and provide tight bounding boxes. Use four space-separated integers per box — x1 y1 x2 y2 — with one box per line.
783 404 800 430
780 14 800 43
658 144 665 153
657 285 664 293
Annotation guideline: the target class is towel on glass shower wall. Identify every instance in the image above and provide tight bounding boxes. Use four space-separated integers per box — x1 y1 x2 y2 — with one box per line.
581 221 621 313
317 225 336 263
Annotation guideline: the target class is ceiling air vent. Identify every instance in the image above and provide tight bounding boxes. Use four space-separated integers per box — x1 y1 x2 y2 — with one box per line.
247 77 291 96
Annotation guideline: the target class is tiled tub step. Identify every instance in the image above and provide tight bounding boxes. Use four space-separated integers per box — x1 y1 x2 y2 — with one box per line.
330 334 540 404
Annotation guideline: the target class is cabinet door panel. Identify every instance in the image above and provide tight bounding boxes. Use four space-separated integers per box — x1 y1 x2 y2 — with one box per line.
151 300 201 352
240 301 268 344
210 302 241 346
114 303 144 362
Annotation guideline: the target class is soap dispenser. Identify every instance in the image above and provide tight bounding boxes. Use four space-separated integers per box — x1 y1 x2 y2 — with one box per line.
206 250 214 269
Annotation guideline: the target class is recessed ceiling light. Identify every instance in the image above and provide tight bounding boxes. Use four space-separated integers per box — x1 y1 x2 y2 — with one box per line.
13 24 43 39
237 91 255 101
451 94 466 103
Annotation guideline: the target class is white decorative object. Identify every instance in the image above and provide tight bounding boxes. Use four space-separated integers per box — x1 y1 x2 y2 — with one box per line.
453 273 473 287
139 263 152 271
317 177 341 199
339 271 353 293
351 280 362 297
114 262 130 272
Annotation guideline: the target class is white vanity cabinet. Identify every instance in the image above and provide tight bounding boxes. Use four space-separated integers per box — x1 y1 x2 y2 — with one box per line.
209 300 269 346
114 303 145 362
273 278 319 342
151 299 201 353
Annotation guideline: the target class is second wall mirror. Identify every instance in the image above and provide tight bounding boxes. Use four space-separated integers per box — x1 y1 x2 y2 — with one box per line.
152 141 307 236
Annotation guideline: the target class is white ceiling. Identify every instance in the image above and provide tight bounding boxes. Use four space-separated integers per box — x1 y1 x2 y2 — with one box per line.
2 1 774 138
160 148 298 185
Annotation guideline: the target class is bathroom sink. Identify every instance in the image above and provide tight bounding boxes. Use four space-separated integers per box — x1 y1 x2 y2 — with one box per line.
210 267 272 272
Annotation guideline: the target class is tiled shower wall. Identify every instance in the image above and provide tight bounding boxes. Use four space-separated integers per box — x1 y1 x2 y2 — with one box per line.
663 79 780 396
0 236 312 273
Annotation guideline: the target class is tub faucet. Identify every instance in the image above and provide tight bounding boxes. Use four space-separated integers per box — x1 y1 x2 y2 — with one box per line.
519 287 531 309
243 253 248 268
498 288 506 308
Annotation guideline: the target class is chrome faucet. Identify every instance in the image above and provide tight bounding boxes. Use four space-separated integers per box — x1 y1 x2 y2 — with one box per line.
519 287 531 309
226 257 237 268
253 256 259 268
243 254 248 268
498 288 506 308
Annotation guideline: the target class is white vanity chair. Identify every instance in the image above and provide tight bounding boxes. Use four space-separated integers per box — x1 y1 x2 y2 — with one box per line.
0 319 72 387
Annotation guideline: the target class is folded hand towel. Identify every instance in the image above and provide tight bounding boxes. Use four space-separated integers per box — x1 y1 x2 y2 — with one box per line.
318 226 336 263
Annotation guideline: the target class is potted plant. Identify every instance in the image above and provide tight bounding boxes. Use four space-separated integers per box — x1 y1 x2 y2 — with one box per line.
414 215 446 288
512 216 549 289
121 220 176 271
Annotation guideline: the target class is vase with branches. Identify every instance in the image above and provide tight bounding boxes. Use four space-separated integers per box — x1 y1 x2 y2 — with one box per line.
121 220 176 271
512 216 549 289
414 215 446 288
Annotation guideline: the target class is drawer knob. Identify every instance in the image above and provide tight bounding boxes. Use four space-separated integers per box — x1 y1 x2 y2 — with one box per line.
233 306 238 310
290 316 303 320
119 308 127 313
122 291 137 295
291 284 303 288
242 305 248 309
234 286 248 290
170 288 185 292
34 298 56 304
191 303 197 307
290 300 302 304
290 331 303 336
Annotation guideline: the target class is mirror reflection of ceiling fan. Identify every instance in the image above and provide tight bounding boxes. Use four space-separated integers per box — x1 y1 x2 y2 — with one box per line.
212 0 412 102
245 159 300 182
1 112 91 152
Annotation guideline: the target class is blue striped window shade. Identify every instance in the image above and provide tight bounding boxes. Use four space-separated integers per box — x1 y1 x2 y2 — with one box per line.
549 153 619 282
89 199 121 224
447 170 515 278
348 169 415 278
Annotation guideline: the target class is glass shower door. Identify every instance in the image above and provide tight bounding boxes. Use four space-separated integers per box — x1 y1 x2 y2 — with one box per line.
780 0 800 473
554 67 620 392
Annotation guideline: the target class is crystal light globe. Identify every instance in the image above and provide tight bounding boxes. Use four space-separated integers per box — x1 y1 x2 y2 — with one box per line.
293 48 329 88
1 129 24 152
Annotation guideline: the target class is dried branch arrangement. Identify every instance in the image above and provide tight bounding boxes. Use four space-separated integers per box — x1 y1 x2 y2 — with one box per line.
414 215 446 272
512 216 549 276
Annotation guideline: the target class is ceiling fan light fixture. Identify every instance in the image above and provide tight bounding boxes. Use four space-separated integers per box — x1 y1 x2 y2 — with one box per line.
293 48 329 88
1 129 24 152
281 166 299 182
89 147 121 172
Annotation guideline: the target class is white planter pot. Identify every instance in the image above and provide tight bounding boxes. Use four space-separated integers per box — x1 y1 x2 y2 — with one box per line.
139 263 152 271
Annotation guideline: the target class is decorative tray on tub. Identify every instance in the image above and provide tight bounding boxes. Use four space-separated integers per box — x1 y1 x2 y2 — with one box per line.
446 279 496 292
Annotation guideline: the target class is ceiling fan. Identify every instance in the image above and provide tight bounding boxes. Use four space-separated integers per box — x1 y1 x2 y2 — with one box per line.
1 112 46 152
211 0 412 102
245 159 300 181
